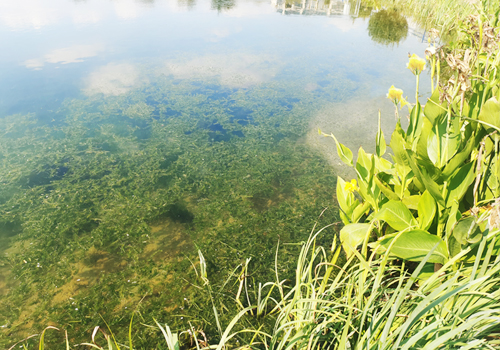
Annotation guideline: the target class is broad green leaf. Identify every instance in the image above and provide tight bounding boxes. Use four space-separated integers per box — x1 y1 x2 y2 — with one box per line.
418 191 436 231
374 200 417 231
352 201 371 223
416 117 434 161
424 88 448 126
340 223 371 258
356 147 373 180
427 119 460 167
330 133 353 166
356 148 381 209
415 263 436 282
379 229 448 264
448 235 463 258
390 121 410 168
376 112 386 157
452 216 481 245
442 136 475 178
478 96 500 134
339 211 350 225
445 161 475 207
375 156 393 172
445 201 461 239
336 176 359 224
402 195 420 210
406 150 445 207
407 102 423 147
486 155 500 197
374 173 400 201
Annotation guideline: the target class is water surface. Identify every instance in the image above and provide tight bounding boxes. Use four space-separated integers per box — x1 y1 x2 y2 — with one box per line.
0 0 430 346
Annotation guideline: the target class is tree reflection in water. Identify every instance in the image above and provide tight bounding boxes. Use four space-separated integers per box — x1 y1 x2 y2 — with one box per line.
212 0 236 12
368 9 408 46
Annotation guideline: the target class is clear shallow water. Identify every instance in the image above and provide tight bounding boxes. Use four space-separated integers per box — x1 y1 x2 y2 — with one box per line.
0 0 431 346
1 0 429 118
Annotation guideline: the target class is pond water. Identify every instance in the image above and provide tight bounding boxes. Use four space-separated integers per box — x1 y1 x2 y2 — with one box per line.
0 0 431 346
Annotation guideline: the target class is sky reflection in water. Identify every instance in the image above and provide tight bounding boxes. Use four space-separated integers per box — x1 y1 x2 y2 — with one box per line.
0 0 429 119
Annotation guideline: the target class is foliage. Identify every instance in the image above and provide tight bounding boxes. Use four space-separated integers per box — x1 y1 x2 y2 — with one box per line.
325 10 500 270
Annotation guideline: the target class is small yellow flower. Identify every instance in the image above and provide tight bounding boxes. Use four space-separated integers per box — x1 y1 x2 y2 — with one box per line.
407 53 426 75
387 85 403 103
400 97 408 108
344 179 358 193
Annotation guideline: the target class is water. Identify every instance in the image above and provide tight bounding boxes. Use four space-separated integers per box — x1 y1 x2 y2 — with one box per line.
0 0 430 346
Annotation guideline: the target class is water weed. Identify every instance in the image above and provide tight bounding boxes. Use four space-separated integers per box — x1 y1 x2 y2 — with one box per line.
0 78 339 347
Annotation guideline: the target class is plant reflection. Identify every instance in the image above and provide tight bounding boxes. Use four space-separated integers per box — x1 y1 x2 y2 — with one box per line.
211 0 235 12
178 0 197 10
367 9 408 46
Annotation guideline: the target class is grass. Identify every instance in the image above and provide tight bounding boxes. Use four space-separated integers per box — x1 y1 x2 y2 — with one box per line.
15 222 500 349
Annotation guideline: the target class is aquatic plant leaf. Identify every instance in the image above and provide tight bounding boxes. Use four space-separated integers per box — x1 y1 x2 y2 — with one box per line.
416 117 433 161
407 102 423 145
406 150 445 207
448 234 463 258
376 129 386 157
379 229 448 264
356 148 380 209
374 173 400 201
445 201 461 239
376 112 386 157
445 161 475 207
452 216 481 245
374 200 417 231
478 97 500 134
375 156 393 172
424 88 447 126
418 191 436 231
336 176 360 224
352 201 371 223
340 223 371 258
402 195 420 210
390 121 410 168
427 119 460 167
356 147 373 180
442 136 475 178
329 133 353 166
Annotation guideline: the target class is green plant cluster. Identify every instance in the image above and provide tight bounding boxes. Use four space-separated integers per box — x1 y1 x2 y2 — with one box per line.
331 9 500 272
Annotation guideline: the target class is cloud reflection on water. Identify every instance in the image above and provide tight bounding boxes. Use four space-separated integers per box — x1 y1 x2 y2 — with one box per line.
163 53 280 88
83 62 146 96
23 44 104 70
0 0 156 30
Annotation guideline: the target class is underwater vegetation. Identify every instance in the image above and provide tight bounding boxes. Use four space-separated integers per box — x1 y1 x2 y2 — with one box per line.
0 75 342 347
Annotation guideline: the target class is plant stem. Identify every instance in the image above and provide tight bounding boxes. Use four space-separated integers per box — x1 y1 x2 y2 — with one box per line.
416 74 420 103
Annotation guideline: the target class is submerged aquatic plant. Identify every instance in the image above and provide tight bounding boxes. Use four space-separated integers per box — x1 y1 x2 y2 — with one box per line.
0 76 340 348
